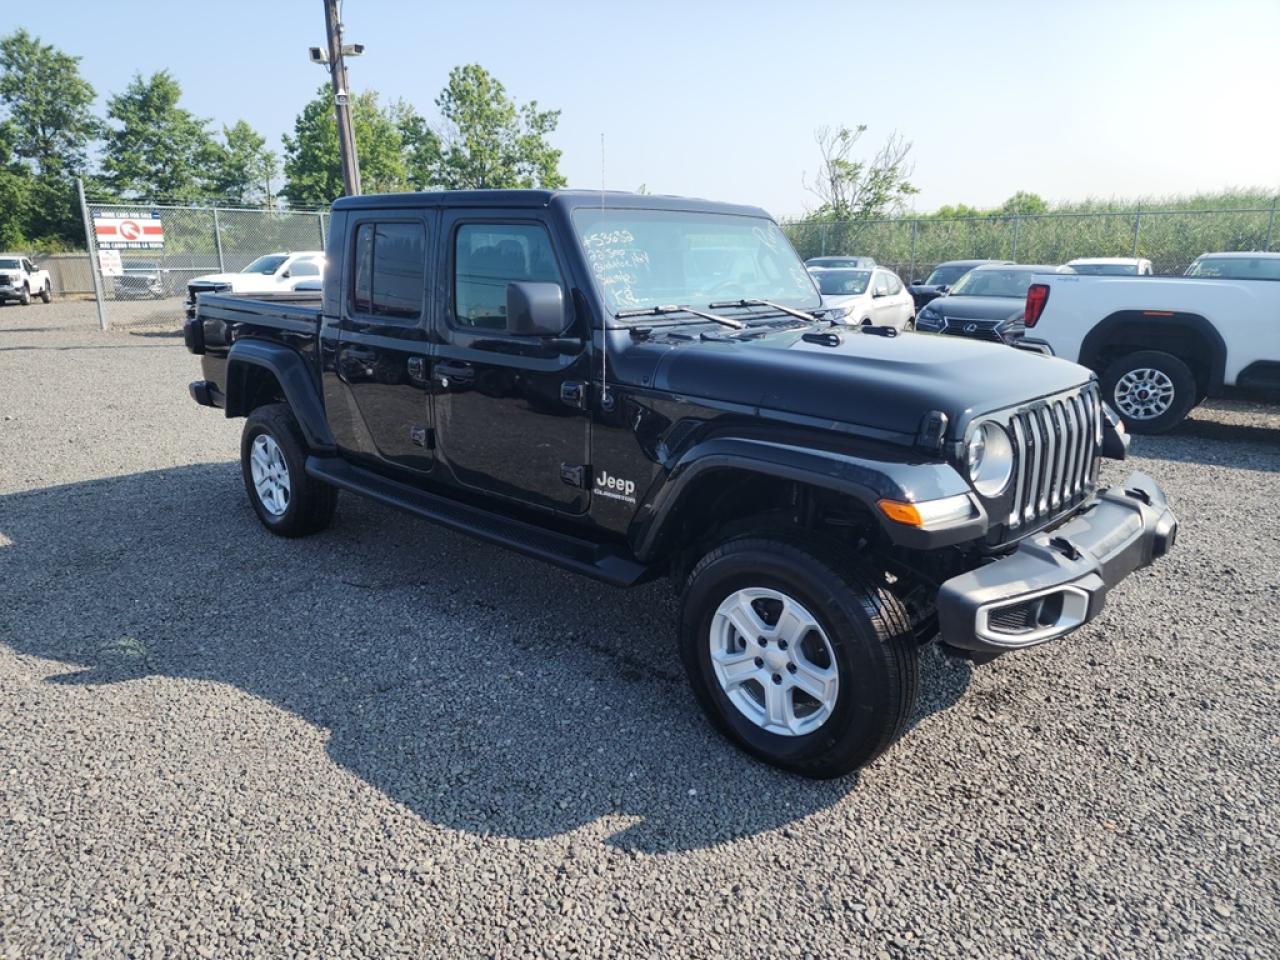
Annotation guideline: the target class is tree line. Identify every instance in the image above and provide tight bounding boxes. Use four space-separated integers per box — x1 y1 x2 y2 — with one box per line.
0 30 566 250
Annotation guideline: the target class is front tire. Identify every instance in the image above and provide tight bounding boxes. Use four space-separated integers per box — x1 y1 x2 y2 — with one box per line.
18 285 30 306
679 536 918 778
1100 350 1197 434
240 403 337 537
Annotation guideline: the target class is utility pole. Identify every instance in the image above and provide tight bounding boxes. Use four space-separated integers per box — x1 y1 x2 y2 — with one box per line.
323 0 361 196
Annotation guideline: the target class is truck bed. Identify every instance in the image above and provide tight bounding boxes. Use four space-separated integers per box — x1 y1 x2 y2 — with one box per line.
188 290 323 329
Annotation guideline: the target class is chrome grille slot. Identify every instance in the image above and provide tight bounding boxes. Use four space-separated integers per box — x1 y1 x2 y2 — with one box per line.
1003 384 1102 532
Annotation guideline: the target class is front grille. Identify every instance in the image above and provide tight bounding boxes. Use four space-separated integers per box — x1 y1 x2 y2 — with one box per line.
942 317 1003 341
1005 384 1102 532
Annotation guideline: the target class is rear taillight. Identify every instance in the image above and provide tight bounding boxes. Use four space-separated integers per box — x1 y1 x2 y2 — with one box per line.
1024 283 1050 328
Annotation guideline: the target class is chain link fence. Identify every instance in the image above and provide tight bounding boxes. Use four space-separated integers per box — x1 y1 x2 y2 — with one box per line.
77 188 330 329
783 202 1280 282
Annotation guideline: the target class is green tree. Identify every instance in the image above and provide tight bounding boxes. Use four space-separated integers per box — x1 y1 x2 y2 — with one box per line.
0 121 33 248
210 120 278 205
101 71 217 201
391 100 442 191
0 30 99 248
433 64 564 190
1000 191 1048 216
280 85 408 207
802 125 918 221
0 29 98 176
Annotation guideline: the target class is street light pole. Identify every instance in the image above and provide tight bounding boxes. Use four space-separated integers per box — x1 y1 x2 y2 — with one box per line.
323 0 361 196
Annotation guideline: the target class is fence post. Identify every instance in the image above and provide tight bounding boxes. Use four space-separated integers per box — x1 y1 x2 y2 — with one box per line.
212 206 225 272
909 219 918 280
318 211 327 247
1011 216 1019 261
1267 196 1277 251
76 177 108 333
1132 209 1142 257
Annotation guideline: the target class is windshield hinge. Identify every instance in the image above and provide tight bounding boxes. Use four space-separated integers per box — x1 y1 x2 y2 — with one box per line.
916 410 949 451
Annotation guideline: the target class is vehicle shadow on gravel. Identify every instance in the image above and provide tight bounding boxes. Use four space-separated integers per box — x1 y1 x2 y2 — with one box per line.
0 465 971 853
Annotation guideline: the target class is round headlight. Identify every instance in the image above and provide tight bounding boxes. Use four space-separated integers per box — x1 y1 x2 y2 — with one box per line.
967 422 1014 497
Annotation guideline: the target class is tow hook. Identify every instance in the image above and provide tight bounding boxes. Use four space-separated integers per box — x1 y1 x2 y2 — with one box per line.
1124 486 1153 506
1049 536 1082 561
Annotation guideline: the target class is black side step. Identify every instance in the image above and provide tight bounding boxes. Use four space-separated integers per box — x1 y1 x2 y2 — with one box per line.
305 456 652 588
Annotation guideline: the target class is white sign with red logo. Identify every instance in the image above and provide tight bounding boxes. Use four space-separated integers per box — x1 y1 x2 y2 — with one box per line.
97 249 123 277
94 210 165 249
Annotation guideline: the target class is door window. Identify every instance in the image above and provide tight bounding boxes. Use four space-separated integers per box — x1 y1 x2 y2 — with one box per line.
352 221 426 320
885 273 903 295
290 258 321 278
454 223 564 330
873 272 890 297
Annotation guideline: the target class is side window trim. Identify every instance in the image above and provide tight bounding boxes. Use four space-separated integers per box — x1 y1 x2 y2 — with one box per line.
448 217 568 334
347 215 428 324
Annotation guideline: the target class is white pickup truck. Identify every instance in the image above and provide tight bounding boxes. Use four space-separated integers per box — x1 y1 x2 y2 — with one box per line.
0 254 52 305
185 251 324 318
1021 269 1280 432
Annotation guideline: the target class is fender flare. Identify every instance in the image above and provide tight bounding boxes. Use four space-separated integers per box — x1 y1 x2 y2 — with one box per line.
631 435 984 560
224 339 335 451
1080 310 1227 393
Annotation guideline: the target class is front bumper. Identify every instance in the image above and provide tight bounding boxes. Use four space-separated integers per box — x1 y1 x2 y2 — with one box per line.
937 471 1177 654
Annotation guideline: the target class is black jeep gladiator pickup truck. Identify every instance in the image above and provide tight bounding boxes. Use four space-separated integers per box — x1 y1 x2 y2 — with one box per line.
184 190 1178 778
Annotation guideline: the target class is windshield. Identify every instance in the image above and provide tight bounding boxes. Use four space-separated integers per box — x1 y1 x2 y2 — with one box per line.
1070 262 1138 275
948 268 1042 298
1186 256 1280 280
0 258 19 270
924 264 974 286
241 254 288 275
574 209 819 315
814 269 871 296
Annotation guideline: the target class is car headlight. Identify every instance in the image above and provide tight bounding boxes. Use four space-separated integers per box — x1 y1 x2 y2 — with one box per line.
966 421 1014 497
916 309 941 330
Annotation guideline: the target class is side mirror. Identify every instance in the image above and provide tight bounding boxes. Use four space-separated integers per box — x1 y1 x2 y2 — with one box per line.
938 284 949 293
506 281 566 336
912 279 924 286
281 269 291 279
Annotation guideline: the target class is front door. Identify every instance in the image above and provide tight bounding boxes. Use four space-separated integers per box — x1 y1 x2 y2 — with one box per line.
330 211 436 476
432 214 591 515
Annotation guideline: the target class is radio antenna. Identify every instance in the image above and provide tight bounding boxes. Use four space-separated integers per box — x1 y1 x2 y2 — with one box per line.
599 132 611 411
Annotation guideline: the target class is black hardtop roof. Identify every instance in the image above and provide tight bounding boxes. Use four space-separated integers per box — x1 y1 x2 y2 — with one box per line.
331 189 771 219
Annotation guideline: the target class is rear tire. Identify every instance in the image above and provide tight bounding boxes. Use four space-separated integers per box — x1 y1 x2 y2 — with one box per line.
240 403 337 537
39 283 51 303
1100 349 1197 434
679 536 918 778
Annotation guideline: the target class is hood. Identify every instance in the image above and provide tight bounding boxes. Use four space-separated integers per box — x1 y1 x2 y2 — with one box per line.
639 326 1090 439
921 294 1024 323
188 273 273 290
821 292 871 309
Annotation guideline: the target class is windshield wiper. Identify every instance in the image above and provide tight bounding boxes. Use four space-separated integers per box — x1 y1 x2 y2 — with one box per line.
708 298 820 324
614 304 744 330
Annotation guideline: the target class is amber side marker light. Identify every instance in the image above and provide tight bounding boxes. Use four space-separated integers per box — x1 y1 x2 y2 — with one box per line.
877 494 975 529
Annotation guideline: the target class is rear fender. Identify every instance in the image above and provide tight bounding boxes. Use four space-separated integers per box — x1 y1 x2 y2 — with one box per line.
631 435 983 560
225 339 335 451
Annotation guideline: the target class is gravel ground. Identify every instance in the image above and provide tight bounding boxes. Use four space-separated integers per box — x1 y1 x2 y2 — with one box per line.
2 302 1277 959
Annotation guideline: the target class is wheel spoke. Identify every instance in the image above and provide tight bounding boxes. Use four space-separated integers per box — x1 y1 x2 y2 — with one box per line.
773 597 818 644
790 659 836 703
723 594 766 645
712 648 758 685
764 679 794 731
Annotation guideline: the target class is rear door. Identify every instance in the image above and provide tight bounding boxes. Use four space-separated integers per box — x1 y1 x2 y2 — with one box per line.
330 210 437 475
431 211 592 515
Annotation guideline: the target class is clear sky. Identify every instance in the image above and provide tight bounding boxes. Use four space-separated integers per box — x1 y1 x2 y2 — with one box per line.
20 0 1280 217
